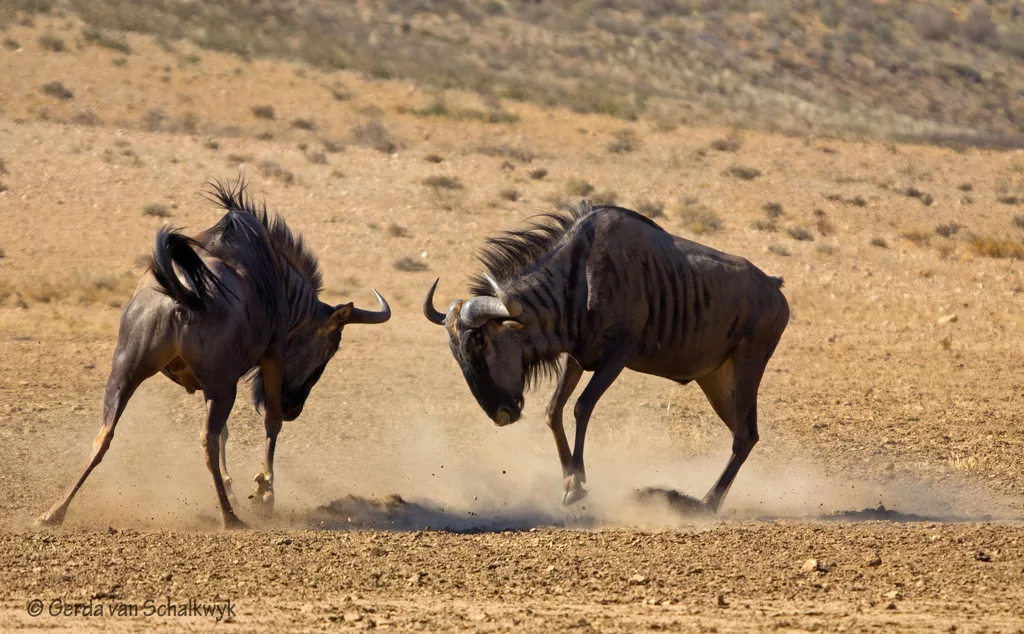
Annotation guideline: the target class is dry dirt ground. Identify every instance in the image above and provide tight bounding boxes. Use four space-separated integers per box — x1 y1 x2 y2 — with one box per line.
2 16 1024 633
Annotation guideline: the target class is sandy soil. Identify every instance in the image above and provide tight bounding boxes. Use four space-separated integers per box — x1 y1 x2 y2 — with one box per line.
2 15 1024 633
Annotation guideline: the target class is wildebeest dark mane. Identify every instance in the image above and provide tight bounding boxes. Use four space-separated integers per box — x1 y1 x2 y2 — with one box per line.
204 178 324 293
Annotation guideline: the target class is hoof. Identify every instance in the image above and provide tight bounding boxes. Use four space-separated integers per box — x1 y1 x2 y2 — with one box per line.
562 472 588 506
562 486 588 506
249 473 275 517
34 510 65 528
223 515 248 530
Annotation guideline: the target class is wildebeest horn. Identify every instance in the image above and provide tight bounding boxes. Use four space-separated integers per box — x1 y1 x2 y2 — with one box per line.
423 278 447 326
459 296 513 329
483 274 523 318
345 289 391 325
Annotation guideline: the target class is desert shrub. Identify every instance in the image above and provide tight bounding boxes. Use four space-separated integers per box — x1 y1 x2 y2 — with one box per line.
38 34 65 52
424 154 444 164
727 165 761 180
394 257 428 272
82 27 131 54
251 105 275 120
3 38 20 51
41 81 72 100
607 130 638 154
1013 215 1024 230
768 244 790 257
679 200 722 234
710 135 741 152
591 191 617 205
911 5 955 41
476 144 534 163
142 203 171 218
901 230 930 246
963 6 997 44
999 195 1022 206
423 175 462 190
566 178 595 197
787 226 814 241
959 183 973 192
870 237 889 249
291 118 317 131
936 223 961 238
261 160 294 184
387 224 410 238
499 188 520 202
973 236 1024 259
816 217 836 236
635 199 664 218
350 120 399 154
322 139 345 153
762 202 783 218
529 168 547 180
752 219 776 232
306 150 327 165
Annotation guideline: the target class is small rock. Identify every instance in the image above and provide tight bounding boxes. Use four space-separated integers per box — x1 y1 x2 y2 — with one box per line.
408 572 424 586
886 601 898 610
274 538 293 546
107 527 118 535
863 553 882 567
546 565 555 573
343 612 363 622
716 594 729 608
938 314 958 325
801 559 820 573
975 551 992 562
629 574 649 585
884 590 902 600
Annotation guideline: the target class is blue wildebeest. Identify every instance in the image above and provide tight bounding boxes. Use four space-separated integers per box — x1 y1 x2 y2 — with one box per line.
423 201 788 511
37 180 391 529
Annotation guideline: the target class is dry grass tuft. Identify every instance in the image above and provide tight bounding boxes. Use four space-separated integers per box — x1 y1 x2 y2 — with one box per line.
901 230 931 246
936 223 962 238
787 226 814 241
566 178 595 197
762 202 784 218
394 257 428 272
972 236 1024 259
871 237 889 249
768 244 791 257
678 199 722 235
727 165 761 181
499 188 520 202
261 159 295 185
142 203 171 218
350 120 400 154
387 224 410 238
635 199 664 219
41 81 73 100
251 105 275 120
423 175 462 190
38 34 65 52
710 135 742 152
607 130 638 154
752 219 777 232
424 154 444 164
82 27 131 54
528 168 548 180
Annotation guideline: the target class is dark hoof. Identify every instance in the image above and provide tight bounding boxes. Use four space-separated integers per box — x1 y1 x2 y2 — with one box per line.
34 511 65 528
562 486 588 506
223 516 248 531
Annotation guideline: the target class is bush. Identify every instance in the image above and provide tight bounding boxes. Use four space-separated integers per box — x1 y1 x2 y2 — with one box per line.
870 237 889 249
607 130 638 154
423 175 462 190
41 81 73 100
711 135 742 152
38 34 65 52
350 120 400 154
291 118 317 131
529 168 548 180
566 178 595 197
973 236 1024 259
635 199 664 218
762 202 783 218
394 257 428 272
499 188 520 202
424 154 444 164
787 226 814 241
251 105 275 120
752 219 777 232
82 27 131 54
936 223 961 238
679 200 722 235
142 203 171 218
727 165 761 180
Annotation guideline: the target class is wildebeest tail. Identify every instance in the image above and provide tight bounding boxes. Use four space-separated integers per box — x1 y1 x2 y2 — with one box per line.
151 227 221 313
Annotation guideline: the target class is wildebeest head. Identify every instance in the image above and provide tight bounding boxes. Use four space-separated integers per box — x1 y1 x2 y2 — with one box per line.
254 290 390 421
423 278 532 427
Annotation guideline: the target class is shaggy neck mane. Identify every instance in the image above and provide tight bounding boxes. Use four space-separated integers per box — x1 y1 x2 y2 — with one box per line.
204 179 324 293
469 200 593 297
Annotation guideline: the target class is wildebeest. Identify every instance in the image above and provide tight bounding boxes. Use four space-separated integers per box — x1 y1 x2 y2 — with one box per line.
37 180 391 529
423 201 788 511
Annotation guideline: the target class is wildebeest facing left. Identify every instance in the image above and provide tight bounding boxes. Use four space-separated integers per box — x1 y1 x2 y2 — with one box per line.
37 180 391 529
423 200 788 512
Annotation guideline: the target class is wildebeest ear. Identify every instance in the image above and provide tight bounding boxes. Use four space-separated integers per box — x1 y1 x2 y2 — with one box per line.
326 303 354 331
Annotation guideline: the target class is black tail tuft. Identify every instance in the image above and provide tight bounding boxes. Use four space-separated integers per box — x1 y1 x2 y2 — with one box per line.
772 275 785 289
150 227 220 313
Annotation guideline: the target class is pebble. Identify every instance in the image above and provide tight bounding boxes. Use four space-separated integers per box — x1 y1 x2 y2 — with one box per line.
863 553 882 567
938 314 958 324
885 590 902 599
629 574 649 585
801 559 820 573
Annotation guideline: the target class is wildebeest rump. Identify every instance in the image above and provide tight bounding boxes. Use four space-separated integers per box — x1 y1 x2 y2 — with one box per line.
424 201 788 511
37 180 391 529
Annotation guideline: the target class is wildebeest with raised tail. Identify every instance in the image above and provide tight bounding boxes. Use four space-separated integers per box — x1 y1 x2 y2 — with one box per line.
424 200 788 511
37 180 391 529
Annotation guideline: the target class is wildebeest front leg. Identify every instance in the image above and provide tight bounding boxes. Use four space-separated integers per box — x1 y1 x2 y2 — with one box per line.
251 353 283 516
563 344 633 506
202 385 245 529
546 355 583 482
219 425 235 504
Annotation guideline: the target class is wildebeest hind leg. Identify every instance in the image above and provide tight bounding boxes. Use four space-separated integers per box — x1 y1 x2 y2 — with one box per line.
36 361 150 527
251 353 283 517
219 425 235 504
696 353 763 514
201 385 245 529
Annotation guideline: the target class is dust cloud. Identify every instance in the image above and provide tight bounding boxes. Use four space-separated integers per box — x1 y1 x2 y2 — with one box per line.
43 380 1020 532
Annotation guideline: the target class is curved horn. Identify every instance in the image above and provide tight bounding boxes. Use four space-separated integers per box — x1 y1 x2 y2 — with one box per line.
459 296 513 329
422 278 447 325
483 274 523 318
345 288 391 325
